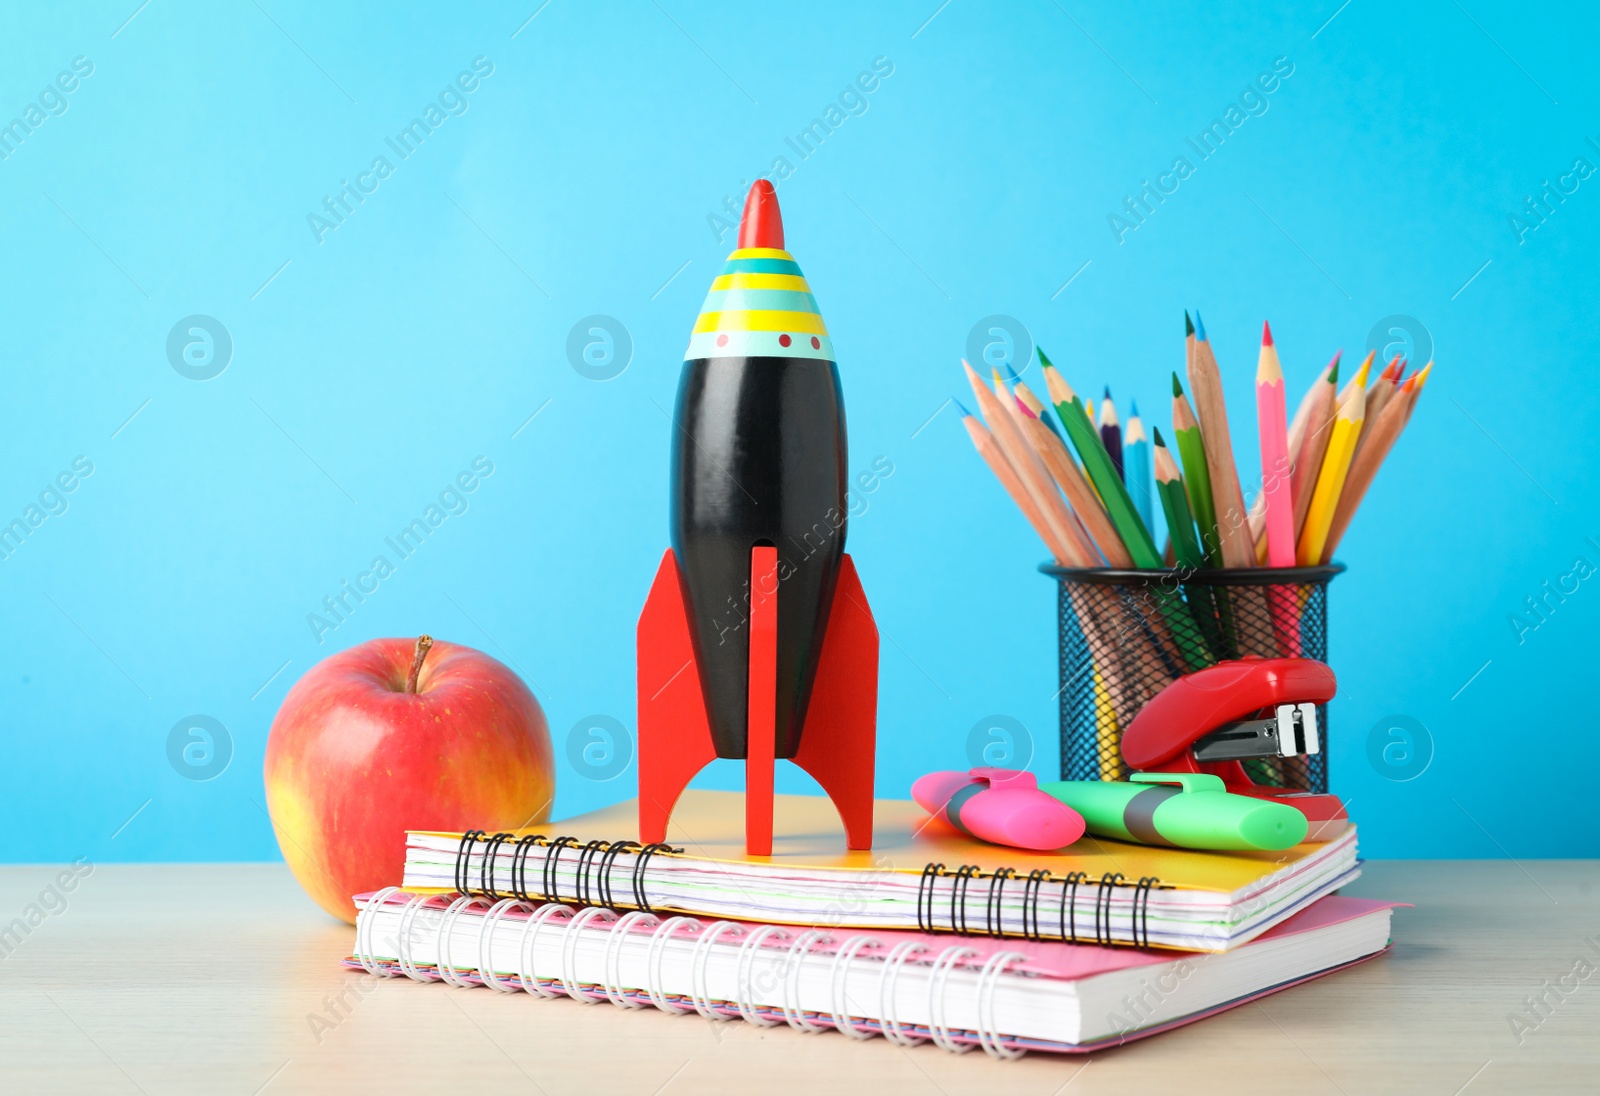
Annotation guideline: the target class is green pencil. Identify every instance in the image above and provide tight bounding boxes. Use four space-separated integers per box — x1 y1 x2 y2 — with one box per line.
1152 428 1204 569
1039 352 1160 567
1171 372 1223 570
1040 350 1212 669
1155 427 1229 663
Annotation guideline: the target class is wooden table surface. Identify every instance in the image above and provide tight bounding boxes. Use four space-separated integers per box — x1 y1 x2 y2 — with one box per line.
0 860 1595 1095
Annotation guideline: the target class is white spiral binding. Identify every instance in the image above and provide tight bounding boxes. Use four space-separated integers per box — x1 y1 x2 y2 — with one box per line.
395 892 442 982
734 924 791 1027
877 941 930 1047
779 930 834 1032
688 920 745 1020
355 893 1030 1058
644 916 703 1015
559 906 617 1003
478 898 531 992
927 945 979 1053
827 935 883 1040
354 888 403 976
437 895 492 988
516 902 574 998
601 911 660 1009
976 951 1029 1060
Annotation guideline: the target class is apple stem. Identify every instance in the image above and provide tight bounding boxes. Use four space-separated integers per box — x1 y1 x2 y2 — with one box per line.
406 635 434 694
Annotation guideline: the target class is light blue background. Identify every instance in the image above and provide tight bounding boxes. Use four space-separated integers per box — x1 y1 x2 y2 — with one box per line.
2 1 1594 863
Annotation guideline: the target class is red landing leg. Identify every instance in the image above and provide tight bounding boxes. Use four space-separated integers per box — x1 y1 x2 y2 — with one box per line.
636 549 878 855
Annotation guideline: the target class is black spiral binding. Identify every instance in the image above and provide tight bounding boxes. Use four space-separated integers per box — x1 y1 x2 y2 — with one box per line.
1022 869 1050 942
597 841 639 909
913 861 1169 947
541 836 577 903
449 833 683 910
1060 871 1087 943
949 865 979 935
510 835 543 901
984 868 1016 938
1134 876 1158 948
479 832 513 900
916 863 945 932
1093 872 1123 945
454 830 485 895
573 839 609 906
630 843 678 912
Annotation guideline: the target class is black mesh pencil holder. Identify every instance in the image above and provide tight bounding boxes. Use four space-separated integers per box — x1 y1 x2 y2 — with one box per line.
1040 564 1344 792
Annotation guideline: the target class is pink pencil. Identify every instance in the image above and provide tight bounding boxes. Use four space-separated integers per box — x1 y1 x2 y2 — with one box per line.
1257 322 1299 658
1256 322 1294 568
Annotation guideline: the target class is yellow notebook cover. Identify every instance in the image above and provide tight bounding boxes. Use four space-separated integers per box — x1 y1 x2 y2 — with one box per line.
532 789 1339 892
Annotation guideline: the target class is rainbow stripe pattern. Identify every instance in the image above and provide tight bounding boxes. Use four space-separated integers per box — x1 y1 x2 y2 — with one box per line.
684 247 834 362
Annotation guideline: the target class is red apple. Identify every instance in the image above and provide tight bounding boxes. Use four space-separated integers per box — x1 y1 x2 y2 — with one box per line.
265 635 554 923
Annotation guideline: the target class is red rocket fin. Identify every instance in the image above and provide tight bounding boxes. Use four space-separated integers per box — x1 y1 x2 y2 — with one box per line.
737 180 784 250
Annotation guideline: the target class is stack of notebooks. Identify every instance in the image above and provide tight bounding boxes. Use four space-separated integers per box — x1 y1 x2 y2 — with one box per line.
346 790 1394 1058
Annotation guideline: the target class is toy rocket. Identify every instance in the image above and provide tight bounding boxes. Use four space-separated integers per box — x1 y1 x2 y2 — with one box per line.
670 180 847 761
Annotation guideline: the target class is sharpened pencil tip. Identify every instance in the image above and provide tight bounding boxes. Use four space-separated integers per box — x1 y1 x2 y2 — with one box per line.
1152 426 1166 447
952 396 971 418
1193 311 1207 342
1328 359 1340 385
1261 320 1273 346
1131 398 1140 417
1184 311 1194 337
1005 363 1023 384
1171 372 1184 397
1037 346 1054 370
1103 385 1112 399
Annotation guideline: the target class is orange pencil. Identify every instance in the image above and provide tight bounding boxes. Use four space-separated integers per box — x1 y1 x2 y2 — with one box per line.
963 361 1096 566
1290 356 1340 542
1322 364 1430 558
1189 312 1255 567
955 399 1071 564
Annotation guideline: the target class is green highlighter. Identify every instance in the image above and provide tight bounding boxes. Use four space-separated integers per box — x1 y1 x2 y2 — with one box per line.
1039 773 1308 852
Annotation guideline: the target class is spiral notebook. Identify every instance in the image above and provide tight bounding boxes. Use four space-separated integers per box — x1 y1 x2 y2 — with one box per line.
401 791 1360 952
346 889 1395 1058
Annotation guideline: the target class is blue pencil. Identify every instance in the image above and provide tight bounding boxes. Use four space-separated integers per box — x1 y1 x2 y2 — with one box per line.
1125 399 1155 535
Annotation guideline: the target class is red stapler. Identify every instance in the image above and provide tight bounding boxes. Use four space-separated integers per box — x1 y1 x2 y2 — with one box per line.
1120 657 1349 842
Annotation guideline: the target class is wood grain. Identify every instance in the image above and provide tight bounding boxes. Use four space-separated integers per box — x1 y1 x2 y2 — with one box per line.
0 861 1594 1095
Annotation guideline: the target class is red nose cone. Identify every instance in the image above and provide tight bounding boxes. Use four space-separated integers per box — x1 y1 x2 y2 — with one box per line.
737 180 784 250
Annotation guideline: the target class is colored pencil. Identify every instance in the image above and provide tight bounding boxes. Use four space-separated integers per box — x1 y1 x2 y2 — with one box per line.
1124 400 1154 534
1296 365 1368 566
1009 365 1064 441
1287 352 1341 459
1255 322 1295 568
1011 376 1132 568
1188 312 1255 567
1291 356 1340 542
964 360 1096 566
1338 350 1375 406
1357 355 1403 456
1152 428 1204 569
1322 364 1430 558
1252 351 1341 561
1099 388 1124 480
1171 373 1223 569
1042 360 1216 667
955 399 1073 564
1040 359 1160 567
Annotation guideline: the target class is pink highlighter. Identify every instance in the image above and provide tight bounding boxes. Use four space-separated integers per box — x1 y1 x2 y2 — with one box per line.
911 767 1086 851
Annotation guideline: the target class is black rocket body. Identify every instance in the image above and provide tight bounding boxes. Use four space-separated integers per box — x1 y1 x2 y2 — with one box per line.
670 356 846 758
668 183 847 759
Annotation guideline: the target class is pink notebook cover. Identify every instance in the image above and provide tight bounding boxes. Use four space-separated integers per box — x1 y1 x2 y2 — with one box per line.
346 893 1399 1053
